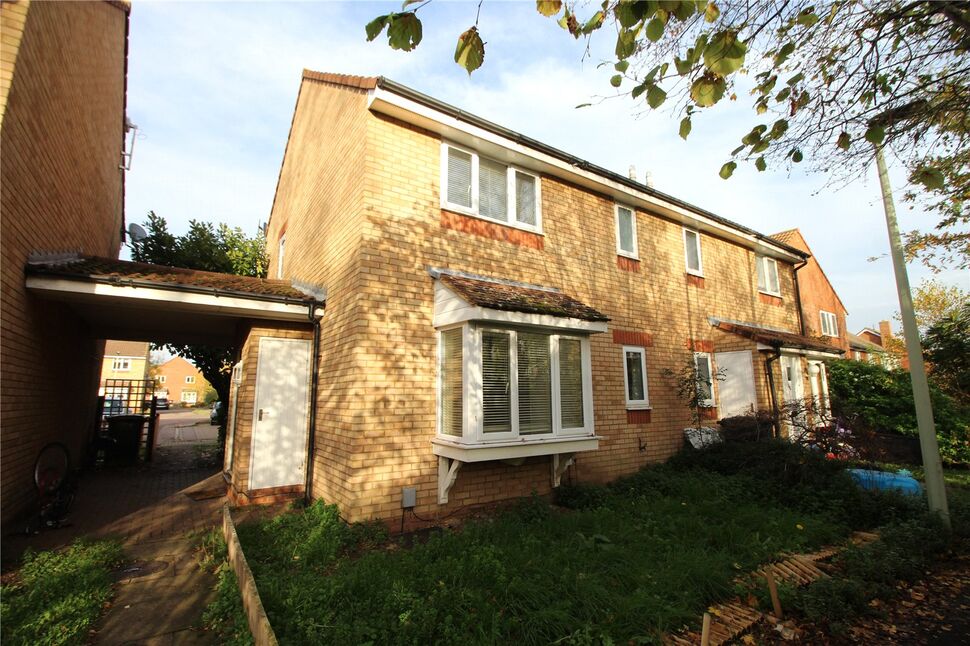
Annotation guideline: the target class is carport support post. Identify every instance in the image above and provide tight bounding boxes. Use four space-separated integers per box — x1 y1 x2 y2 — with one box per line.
874 144 949 527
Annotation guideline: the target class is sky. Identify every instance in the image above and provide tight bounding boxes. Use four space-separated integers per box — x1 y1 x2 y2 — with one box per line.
123 1 968 334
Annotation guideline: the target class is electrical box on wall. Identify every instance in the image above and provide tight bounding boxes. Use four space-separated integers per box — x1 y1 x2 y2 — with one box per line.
401 487 417 509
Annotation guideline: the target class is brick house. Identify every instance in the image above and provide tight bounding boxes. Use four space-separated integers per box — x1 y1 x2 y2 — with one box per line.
220 71 843 522
0 0 130 522
99 340 151 384
848 321 905 368
153 356 213 406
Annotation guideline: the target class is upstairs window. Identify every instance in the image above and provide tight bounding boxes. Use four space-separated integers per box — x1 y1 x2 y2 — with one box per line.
693 352 714 407
757 255 780 295
185 375 196 384
623 346 650 409
615 204 638 258
820 311 839 337
158 375 167 384
684 228 703 275
112 358 130 371
441 143 541 231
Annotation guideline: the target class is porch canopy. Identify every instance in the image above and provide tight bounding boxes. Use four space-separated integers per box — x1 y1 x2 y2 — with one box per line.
711 318 843 357
25 253 324 345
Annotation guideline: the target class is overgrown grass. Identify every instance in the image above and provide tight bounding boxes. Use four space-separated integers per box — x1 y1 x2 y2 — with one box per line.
205 441 970 644
0 539 123 646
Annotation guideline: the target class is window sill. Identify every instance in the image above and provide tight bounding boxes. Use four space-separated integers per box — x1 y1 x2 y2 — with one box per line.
686 269 705 278
626 404 651 411
432 435 599 463
617 251 639 261
441 205 543 236
758 290 782 298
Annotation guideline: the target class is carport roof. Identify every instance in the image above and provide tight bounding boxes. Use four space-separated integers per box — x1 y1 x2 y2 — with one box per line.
26 254 318 304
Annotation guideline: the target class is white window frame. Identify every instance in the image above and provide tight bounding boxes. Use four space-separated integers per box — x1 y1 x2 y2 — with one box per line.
622 346 650 410
181 390 198 404
440 142 543 234
693 352 715 407
435 323 594 444
820 310 838 337
683 228 704 276
277 233 286 279
614 203 638 259
158 375 166 384
111 358 130 371
185 375 196 384
757 255 781 296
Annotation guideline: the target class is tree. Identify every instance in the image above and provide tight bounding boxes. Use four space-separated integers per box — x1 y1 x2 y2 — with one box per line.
367 1 970 269
923 302 970 403
896 277 970 334
130 212 268 418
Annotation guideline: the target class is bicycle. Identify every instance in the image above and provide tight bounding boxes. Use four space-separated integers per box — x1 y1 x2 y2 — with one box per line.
25 442 76 534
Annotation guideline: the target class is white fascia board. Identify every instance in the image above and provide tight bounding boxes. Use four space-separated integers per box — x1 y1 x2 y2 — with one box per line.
26 277 320 322
368 89 803 264
433 283 607 333
432 435 600 463
757 342 841 359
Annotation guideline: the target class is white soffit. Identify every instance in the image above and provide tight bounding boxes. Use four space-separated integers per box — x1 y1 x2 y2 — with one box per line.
368 89 803 263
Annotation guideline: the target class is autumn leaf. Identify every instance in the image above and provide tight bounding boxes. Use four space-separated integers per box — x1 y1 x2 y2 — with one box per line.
454 26 485 75
536 0 562 17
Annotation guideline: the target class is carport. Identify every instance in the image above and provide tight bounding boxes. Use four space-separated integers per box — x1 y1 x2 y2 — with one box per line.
25 252 325 503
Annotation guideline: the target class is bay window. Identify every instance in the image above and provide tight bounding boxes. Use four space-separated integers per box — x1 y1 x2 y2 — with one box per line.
441 143 541 231
437 324 593 443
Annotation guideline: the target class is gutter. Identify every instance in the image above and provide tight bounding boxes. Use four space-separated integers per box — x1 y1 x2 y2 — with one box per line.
376 77 809 262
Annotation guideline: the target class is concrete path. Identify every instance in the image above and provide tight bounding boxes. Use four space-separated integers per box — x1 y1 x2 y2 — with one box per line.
155 409 219 447
3 444 225 644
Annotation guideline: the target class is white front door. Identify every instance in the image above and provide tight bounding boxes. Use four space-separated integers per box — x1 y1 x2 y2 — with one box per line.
780 354 806 436
714 351 756 417
249 338 311 491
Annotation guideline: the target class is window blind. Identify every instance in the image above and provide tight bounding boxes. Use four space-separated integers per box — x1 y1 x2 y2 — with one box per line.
626 350 645 401
559 338 584 428
766 259 779 293
479 157 508 220
482 331 512 434
447 148 473 208
757 257 766 290
617 207 635 253
685 230 701 271
517 332 552 435
695 354 713 402
515 171 537 226
439 328 463 436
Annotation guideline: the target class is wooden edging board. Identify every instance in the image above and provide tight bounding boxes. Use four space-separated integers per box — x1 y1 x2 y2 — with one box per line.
222 504 279 646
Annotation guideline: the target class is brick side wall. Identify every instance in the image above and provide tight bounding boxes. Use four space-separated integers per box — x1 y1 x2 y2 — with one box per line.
153 357 212 404
309 103 803 522
264 78 369 513
0 1 127 522
782 230 849 352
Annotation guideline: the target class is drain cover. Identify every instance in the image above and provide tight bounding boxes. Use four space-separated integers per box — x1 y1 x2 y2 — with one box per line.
113 559 167 581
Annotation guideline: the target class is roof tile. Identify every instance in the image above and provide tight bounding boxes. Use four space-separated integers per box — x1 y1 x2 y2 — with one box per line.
302 70 379 90
715 320 843 354
440 274 608 322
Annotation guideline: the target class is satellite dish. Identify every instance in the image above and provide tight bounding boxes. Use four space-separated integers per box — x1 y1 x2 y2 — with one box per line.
128 223 148 243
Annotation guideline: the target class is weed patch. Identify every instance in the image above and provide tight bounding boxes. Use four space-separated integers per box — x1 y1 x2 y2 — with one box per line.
0 539 123 646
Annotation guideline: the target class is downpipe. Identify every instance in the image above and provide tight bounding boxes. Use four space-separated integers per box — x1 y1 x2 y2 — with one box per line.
304 303 321 504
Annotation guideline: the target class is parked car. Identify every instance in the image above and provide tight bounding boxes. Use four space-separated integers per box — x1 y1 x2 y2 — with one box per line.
155 396 169 410
101 398 129 418
210 401 223 425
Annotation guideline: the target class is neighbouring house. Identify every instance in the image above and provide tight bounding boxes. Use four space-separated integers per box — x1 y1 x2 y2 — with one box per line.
220 70 843 523
98 340 150 403
848 321 905 368
0 0 130 523
153 356 213 406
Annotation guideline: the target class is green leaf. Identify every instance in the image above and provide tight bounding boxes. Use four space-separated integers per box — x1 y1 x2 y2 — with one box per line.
755 156 767 171
647 84 667 109
774 42 795 66
786 72 804 86
673 1 695 21
769 119 788 138
615 0 652 28
646 17 665 42
775 87 791 102
365 15 389 42
454 26 485 74
536 0 562 17
791 149 803 163
719 161 737 179
575 103 592 109
615 28 638 59
703 31 747 76
704 2 720 22
756 100 768 115
797 10 819 27
864 124 885 145
582 11 606 34
912 166 945 190
631 82 647 99
674 57 693 75
836 131 851 151
615 60 629 73
386 13 423 51
610 74 623 88
679 116 692 140
690 75 726 107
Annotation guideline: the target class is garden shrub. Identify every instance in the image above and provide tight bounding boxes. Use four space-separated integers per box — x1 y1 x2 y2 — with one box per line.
555 483 611 510
827 359 970 464
718 412 774 443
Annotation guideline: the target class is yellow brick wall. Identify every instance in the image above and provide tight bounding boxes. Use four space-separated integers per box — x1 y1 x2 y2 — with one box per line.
0 0 128 522
276 81 808 523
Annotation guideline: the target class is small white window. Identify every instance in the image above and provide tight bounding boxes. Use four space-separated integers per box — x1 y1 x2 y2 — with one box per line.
757 255 781 295
684 228 703 275
112 358 130 371
623 346 650 409
277 234 286 279
820 311 838 337
158 375 166 384
441 143 542 232
694 352 715 407
615 204 638 258
185 375 196 384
